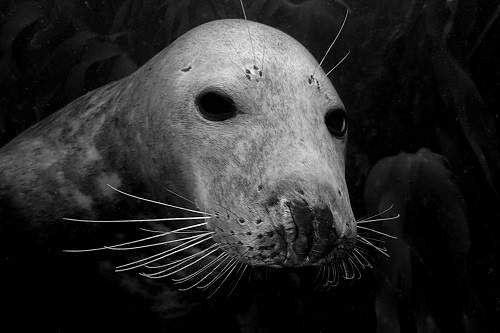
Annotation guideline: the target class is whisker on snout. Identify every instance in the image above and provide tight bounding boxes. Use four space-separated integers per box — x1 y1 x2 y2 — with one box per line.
314 254 365 290
63 216 210 223
357 226 397 239
63 222 210 252
141 244 221 278
139 227 208 234
357 235 390 257
174 252 229 288
62 185 251 298
106 232 214 251
352 205 400 258
313 204 399 289
357 204 397 222
115 233 214 272
352 248 373 269
106 184 213 216
63 182 400 295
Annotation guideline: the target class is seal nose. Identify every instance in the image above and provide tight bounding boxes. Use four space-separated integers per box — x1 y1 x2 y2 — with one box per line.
281 199 337 266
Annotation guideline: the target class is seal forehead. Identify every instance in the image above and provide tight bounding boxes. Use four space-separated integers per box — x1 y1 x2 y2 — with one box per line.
165 19 342 114
193 19 305 55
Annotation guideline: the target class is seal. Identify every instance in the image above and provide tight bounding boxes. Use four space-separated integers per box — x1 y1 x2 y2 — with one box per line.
0 19 357 331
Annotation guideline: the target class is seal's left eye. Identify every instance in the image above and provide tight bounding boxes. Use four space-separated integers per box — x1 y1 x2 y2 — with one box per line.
196 91 237 121
325 108 347 137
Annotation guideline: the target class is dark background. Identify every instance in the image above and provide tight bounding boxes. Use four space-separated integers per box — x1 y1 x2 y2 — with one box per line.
0 0 498 332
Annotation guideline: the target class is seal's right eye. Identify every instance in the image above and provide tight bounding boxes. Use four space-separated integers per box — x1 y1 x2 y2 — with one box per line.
325 108 347 138
196 91 237 121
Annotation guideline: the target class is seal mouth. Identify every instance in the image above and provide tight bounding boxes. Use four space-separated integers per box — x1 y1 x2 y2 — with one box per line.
272 199 356 267
210 196 357 268
281 237 357 268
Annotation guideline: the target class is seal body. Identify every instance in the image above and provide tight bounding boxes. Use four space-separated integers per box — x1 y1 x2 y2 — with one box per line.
0 19 355 331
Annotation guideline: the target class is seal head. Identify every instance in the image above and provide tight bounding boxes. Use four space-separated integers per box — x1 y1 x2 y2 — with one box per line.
0 19 355 270
155 19 356 267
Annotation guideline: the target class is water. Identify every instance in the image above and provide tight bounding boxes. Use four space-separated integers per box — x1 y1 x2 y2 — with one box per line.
0 0 498 332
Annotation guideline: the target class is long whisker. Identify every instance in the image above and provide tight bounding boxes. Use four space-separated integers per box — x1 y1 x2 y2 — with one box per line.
315 266 326 290
347 258 357 279
161 186 196 205
106 184 212 216
145 243 219 269
357 235 386 244
228 263 248 296
357 204 395 222
313 265 325 287
322 266 331 289
175 253 230 290
115 233 213 272
353 248 373 268
358 235 387 244
166 185 242 222
319 265 330 289
239 0 256 64
231 59 249 77
63 222 209 252
205 260 240 298
190 257 234 294
207 261 241 298
357 214 400 224
358 236 390 257
321 50 350 80
326 265 339 288
348 257 362 279
220 30 251 79
334 264 340 286
354 246 375 262
358 239 387 252
313 9 348 77
337 261 345 280
357 226 397 239
105 232 214 251
63 216 210 223
173 252 228 284
342 260 354 279
141 245 220 279
248 266 255 283
139 227 207 234
200 258 237 290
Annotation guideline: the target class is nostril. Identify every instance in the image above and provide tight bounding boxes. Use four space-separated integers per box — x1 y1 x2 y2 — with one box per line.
276 224 287 239
281 198 292 209
289 200 315 259
285 201 337 265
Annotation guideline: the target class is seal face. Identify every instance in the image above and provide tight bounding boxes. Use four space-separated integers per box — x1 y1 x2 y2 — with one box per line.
175 20 356 267
0 19 355 292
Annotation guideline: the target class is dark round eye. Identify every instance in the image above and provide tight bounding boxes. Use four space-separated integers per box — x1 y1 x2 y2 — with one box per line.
325 108 347 137
196 90 237 121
